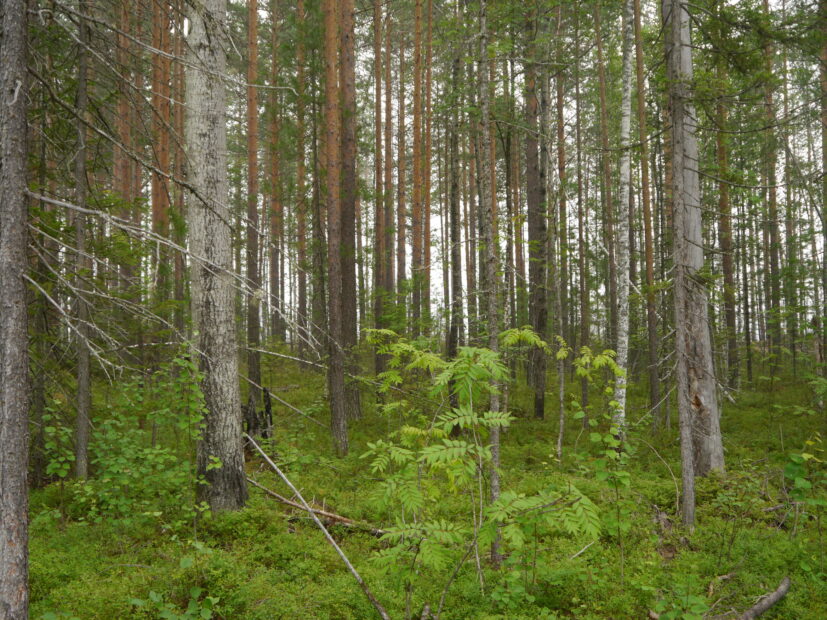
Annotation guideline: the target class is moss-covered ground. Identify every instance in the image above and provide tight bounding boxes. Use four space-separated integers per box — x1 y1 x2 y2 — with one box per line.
30 351 827 619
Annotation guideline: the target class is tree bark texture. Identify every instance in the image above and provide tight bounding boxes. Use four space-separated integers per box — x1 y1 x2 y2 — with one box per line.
339 0 361 420
524 9 547 420
0 1 30 615
268 0 284 341
397 35 408 297
247 0 262 405
323 0 348 456
595 1 617 350
185 0 248 511
74 4 91 480
448 46 463 361
478 0 501 565
634 0 661 413
411 0 423 336
373 0 385 374
296 0 309 358
666 0 724 527
613 0 635 430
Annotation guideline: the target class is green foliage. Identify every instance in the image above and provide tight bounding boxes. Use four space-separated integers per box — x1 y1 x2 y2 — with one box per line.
500 326 551 353
41 354 206 529
785 432 827 516
42 404 75 479
361 333 602 611
129 587 219 620
651 576 710 620
29 352 827 619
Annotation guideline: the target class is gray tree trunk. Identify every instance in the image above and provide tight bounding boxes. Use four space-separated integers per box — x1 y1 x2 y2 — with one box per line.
246 0 262 408
74 3 91 479
0 1 30 616
666 0 725 527
185 0 248 512
820 0 827 367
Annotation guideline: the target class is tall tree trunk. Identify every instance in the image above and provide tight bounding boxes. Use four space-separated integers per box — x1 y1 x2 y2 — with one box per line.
384 8 394 299
525 8 547 419
411 0 423 336
356 195 366 334
555 8 568 352
501 120 517 330
666 0 724 528
467 134 478 337
339 0 361 419
595 2 617 349
554 5 568 459
185 0 248 511
511 47 526 325
0 0 30 614
311 86 327 354
574 10 590 421
613 0 635 430
819 0 827 373
423 0 433 332
373 0 385 374
634 0 661 412
268 1 284 340
448 46 463 360
296 0 308 357
173 0 187 336
763 0 782 375
74 4 91 479
397 35 408 299
246 0 262 406
115 0 133 243
323 0 348 456
716 74 737 388
780 25 797 375
740 202 753 384
477 0 501 566
152 0 172 305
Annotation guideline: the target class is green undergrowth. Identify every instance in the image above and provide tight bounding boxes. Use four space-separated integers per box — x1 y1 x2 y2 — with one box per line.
30 345 827 619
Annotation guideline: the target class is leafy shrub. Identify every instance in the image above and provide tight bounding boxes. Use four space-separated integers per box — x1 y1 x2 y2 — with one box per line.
43 354 207 529
130 587 219 620
363 335 601 612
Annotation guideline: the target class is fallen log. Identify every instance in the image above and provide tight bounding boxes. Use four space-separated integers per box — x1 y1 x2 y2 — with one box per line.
739 576 790 619
246 476 386 537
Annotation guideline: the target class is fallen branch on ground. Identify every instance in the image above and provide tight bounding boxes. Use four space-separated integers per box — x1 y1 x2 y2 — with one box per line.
708 572 735 597
738 576 790 619
245 434 391 620
246 476 386 537
651 576 790 620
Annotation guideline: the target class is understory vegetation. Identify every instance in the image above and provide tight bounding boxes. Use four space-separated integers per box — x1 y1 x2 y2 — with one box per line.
30 343 827 619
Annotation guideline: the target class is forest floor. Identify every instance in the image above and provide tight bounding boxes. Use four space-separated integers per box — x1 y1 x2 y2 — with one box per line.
29 349 827 619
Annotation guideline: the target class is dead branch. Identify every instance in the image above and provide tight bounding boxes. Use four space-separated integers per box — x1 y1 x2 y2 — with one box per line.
708 572 735 597
245 435 391 620
246 476 385 537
